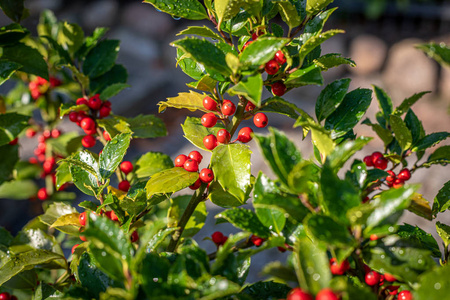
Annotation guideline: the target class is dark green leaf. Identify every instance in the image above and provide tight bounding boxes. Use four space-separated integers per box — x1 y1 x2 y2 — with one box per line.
99 83 130 100
143 0 208 20
0 59 21 85
393 91 431 116
99 133 131 180
405 108 425 145
415 263 450 300
426 145 450 166
90 64 128 94
177 25 224 42
34 282 63 299
118 114 167 139
0 179 38 200
0 0 27 23
315 78 351 122
78 252 114 296
145 167 199 197
2 43 48 79
314 53 355 71
305 7 337 34
306 0 334 15
432 180 450 216
436 221 450 247
326 137 372 172
0 112 29 145
0 24 28 45
277 0 302 29
227 73 263 106
55 161 72 191
216 208 271 238
208 181 250 208
140 252 170 298
372 85 393 121
135 152 173 178
57 22 84 55
412 132 450 152
83 40 119 78
0 144 18 185
261 261 298 282
240 281 291 299
397 224 441 258
0 227 13 246
2 269 37 290
168 195 207 238
68 151 100 196
271 23 284 37
285 64 323 87
329 277 376 300
363 120 394 146
416 42 450 66
299 30 343 65
390 114 412 151
239 37 289 68
260 97 300 119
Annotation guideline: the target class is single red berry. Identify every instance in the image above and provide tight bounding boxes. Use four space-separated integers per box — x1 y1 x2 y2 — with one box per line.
398 290 412 300
76 98 88 106
370 234 378 241
386 170 396 182
110 210 119 221
80 117 96 131
79 211 87 226
238 127 253 143
98 106 111 118
0 292 11 300
29 157 38 164
241 40 252 51
76 111 87 123
199 168 214 183
201 112 218 128
8 138 18 145
43 158 56 174
251 31 260 40
217 129 231 144
265 59 280 75
188 151 203 163
373 157 388 170
189 178 202 190
183 159 199 172
287 288 313 300
379 274 385 286
175 154 188 167
393 178 404 189
316 288 339 300
253 112 268 128
245 102 256 111
37 187 48 201
103 131 111 141
365 270 380 286
221 100 236 116
384 273 397 282
71 244 79 254
274 50 286 65
51 129 61 138
363 155 374 167
26 128 36 138
398 168 411 181
130 230 139 243
69 111 79 122
387 285 400 295
250 235 264 247
329 258 350 275
371 151 384 164
203 96 217 111
88 94 102 110
277 246 287 252
81 135 96 148
120 161 134 175
203 134 218 150
271 81 287 96
49 76 61 87
104 100 112 107
211 231 225 245
118 180 130 192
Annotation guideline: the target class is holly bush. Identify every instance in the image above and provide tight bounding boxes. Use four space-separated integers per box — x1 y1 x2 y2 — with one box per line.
0 0 449 299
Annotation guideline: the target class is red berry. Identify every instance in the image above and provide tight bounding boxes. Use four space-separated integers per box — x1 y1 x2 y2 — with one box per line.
211 231 225 245
221 100 236 116
0 292 11 300
49 76 61 87
316 288 339 300
370 234 378 241
69 111 79 122
98 106 111 118
363 155 374 167
76 111 87 123
8 138 18 145
277 246 287 252
253 112 268 128
37 187 48 201
175 154 188 167
76 98 88 106
203 134 218 150
373 157 388 170
287 288 313 300
71 244 79 254
241 40 252 51
250 235 264 247
387 285 400 295
81 135 96 148
386 170 396 182
393 178 404 189
217 129 231 144
271 81 287 96
274 50 286 65
118 180 130 192
26 128 36 138
79 228 87 242
265 59 280 75
189 178 202 190
245 102 256 111
365 270 380 286
120 161 134 175
183 159 199 172
188 151 203 163
199 168 214 183
201 112 218 128
384 273 397 282
130 230 139 243
103 131 111 141
104 100 112 107
398 168 411 181
251 32 260 40
79 211 87 226
371 151 384 164
29 157 38 164
80 117 96 131
398 290 412 300
43 158 55 174
203 96 217 111
330 258 350 275
88 94 102 110
110 210 119 221
51 129 61 138
238 127 253 143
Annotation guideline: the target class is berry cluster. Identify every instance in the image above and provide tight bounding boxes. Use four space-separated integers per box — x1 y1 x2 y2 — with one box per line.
250 235 265 247
286 287 339 300
0 292 18 300
28 76 61 100
385 168 411 189
67 95 112 148
211 231 228 247
363 266 412 299
174 151 213 189
363 151 388 170
329 258 350 275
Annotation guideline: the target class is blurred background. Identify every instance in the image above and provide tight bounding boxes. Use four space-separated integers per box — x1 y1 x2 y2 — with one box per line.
0 0 449 282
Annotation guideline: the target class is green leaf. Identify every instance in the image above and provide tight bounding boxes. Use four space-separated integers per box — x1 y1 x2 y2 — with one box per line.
397 224 441 258
295 117 335 159
326 136 372 172
240 281 292 299
2 43 48 79
99 133 131 180
315 78 351 122
177 25 224 42
0 112 29 145
432 180 450 216
171 38 231 77
186 75 217 93
34 282 63 299
284 64 323 87
227 73 263 106
324 88 372 139
293 236 331 294
143 0 207 20
0 24 28 46
118 114 167 139
393 91 431 116
215 0 257 26
405 108 425 145
216 208 271 238
426 145 450 166
57 22 84 55
299 30 343 65
436 221 450 247
208 181 250 208
139 252 171 298
261 261 298 282
68 151 100 196
168 195 207 238
362 235 435 283
408 193 433 221
306 0 334 15
415 263 450 300
239 37 289 68
416 42 450 66
0 0 27 23
287 160 321 196
0 227 13 246
182 117 225 150
329 277 376 300
372 85 393 122
0 144 18 185
412 132 450 152
390 114 412 151
277 0 302 29
135 152 173 178
0 59 21 85
158 90 208 113
99 83 130 100
50 213 80 235
260 97 300 119
362 120 394 146
211 143 252 201
77 252 114 296
55 161 72 191
90 64 128 94
145 167 199 198
305 7 337 34
83 40 120 78
314 53 355 71
0 179 38 200
39 202 77 227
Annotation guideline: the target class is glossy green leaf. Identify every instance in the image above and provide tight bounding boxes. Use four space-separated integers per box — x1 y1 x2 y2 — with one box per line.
324 88 372 139
68 151 100 196
158 90 208 113
172 38 231 77
415 263 450 300
83 40 119 78
0 24 28 45
186 75 217 93
393 91 431 116
299 30 343 65
55 161 72 190
90 64 128 94
416 42 450 66
362 120 394 145
143 0 207 20
99 83 130 100
0 0 27 22
227 73 263 106
39 202 77 227
285 64 323 87
0 59 21 85
216 208 271 238
287 160 321 196
168 195 207 238
135 152 173 178
50 213 80 235
397 224 441 258
305 7 337 34
2 43 48 79
0 144 18 186
0 112 29 145
0 179 38 200
240 281 292 299
426 145 450 166
99 133 131 180
146 167 199 197
305 214 356 246
120 114 167 139
432 180 450 216
208 181 249 208
390 114 412 151
34 282 63 299
306 0 333 15
140 252 171 298
277 0 302 29
78 252 114 296
260 97 300 119
372 85 393 121
412 132 450 152
436 221 450 247
315 78 351 122
405 108 425 145
57 22 84 55
314 53 355 71
293 236 331 294
239 37 289 68
261 261 298 282
326 136 372 172
211 143 252 201
215 0 242 26
296 118 335 159
0 227 13 246
177 25 224 42
408 193 433 221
